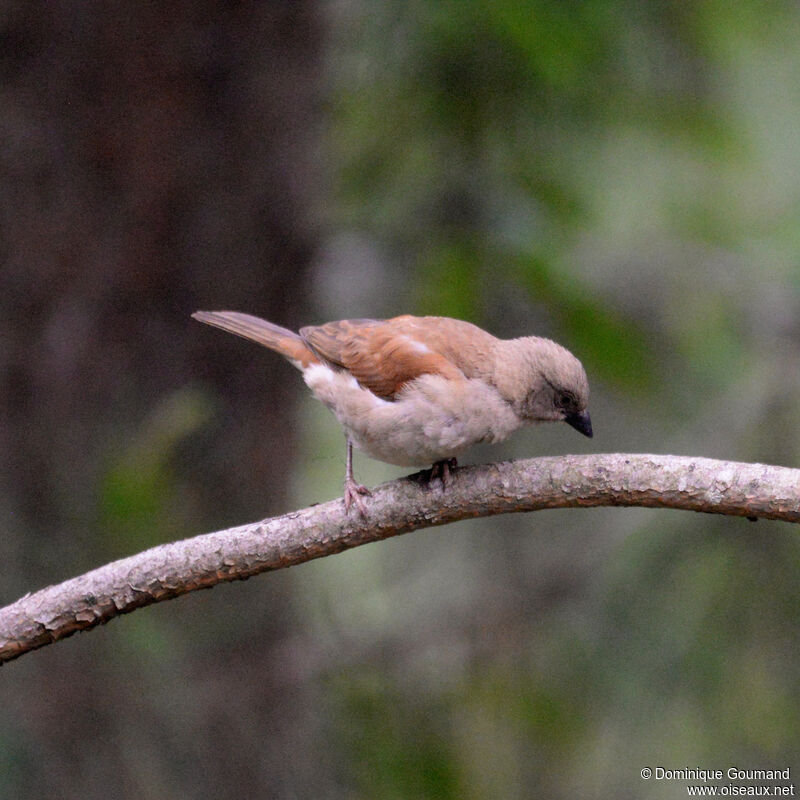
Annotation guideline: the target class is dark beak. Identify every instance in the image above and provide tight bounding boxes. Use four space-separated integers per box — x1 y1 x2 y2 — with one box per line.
565 410 593 438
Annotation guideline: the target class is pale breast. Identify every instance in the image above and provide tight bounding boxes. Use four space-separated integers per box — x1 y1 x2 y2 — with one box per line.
303 365 523 466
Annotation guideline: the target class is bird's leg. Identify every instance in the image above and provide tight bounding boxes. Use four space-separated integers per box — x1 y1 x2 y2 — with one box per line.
343 437 371 514
428 457 457 491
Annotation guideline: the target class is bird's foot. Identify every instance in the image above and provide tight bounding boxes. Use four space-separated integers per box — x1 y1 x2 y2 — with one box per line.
343 477 372 515
428 457 457 491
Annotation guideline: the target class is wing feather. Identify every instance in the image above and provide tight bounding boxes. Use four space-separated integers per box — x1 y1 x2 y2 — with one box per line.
300 315 497 399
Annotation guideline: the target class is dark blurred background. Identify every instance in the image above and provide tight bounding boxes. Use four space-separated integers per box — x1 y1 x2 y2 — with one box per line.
1 2 798 797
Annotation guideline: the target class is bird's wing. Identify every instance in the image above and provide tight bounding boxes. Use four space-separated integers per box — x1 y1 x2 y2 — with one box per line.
300 315 487 400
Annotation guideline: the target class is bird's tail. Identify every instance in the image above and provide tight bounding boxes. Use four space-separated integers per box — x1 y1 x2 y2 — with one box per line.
192 311 318 369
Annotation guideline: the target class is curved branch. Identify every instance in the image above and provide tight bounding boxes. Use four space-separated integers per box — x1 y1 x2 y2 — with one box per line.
1 453 798 664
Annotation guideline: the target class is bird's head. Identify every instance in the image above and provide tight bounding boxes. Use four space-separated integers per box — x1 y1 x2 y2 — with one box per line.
495 337 592 437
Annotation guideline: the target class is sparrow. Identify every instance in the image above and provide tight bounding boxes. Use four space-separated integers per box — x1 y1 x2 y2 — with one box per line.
192 311 592 513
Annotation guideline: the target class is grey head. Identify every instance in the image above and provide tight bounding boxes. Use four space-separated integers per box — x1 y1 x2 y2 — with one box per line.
494 336 593 437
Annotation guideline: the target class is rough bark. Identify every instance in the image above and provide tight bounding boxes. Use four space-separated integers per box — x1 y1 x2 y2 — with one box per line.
1 453 798 665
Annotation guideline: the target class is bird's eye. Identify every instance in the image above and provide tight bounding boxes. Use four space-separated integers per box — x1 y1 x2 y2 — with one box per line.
558 391 577 411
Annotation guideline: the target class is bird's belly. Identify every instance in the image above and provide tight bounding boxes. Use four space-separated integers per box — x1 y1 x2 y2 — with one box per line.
349 423 474 467
303 366 523 467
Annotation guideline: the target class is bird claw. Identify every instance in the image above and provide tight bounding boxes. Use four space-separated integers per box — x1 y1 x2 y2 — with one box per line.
343 478 372 515
429 457 457 491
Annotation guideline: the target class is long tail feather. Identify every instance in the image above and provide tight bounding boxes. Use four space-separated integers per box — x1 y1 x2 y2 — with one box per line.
192 311 317 368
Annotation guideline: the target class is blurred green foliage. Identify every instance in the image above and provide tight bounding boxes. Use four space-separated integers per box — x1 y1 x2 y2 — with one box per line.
101 387 213 550
330 670 460 798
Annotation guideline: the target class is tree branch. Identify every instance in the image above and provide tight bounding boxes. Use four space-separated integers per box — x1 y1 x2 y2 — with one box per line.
1 453 798 665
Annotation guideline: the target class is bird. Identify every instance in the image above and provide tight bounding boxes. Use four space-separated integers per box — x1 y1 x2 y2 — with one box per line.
192 311 592 514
